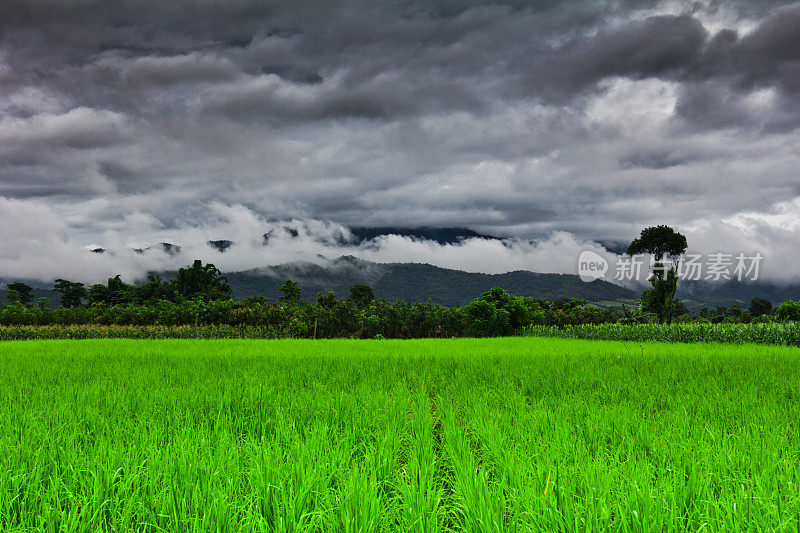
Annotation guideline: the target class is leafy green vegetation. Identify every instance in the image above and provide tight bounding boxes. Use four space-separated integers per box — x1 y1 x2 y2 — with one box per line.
523 322 800 346
1 257 637 308
0 283 619 338
626 225 688 324
7 257 800 313
3 260 800 341
0 338 798 531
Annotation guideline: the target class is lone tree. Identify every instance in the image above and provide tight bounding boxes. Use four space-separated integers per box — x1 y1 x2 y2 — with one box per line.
749 297 773 318
627 225 688 324
6 282 33 305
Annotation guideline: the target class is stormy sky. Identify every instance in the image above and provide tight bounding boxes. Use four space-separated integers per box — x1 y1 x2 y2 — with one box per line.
1 0 799 283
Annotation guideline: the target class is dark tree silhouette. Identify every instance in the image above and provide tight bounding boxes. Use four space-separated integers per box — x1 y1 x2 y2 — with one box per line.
88 275 132 305
173 260 231 301
53 279 87 308
627 225 688 324
627 225 688 263
749 297 773 318
6 282 33 304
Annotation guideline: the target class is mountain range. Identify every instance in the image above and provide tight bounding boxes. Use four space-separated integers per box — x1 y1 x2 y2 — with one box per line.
3 225 800 309
224 256 634 306
5 254 800 310
220 258 800 309
86 226 498 256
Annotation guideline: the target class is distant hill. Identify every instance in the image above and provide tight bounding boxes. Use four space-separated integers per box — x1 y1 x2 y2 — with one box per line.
5 258 800 309
677 280 800 310
225 256 634 306
0 287 63 307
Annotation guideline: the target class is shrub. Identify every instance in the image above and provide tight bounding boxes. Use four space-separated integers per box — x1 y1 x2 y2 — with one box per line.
776 301 800 322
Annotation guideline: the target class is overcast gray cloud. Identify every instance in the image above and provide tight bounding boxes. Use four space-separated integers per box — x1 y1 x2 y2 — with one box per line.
1 0 799 283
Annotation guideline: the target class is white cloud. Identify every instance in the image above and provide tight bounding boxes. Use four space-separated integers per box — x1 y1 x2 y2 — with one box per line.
0 107 127 147
2 201 798 287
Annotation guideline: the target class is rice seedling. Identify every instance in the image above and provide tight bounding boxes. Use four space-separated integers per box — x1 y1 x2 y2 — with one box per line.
0 337 798 531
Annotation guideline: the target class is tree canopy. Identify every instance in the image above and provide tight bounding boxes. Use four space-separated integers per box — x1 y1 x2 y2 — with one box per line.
628 225 688 325
6 283 32 305
53 279 87 308
347 284 375 309
279 280 302 305
627 225 688 262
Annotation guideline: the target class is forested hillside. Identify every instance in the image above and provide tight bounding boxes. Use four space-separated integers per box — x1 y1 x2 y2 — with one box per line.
224 257 635 306
5 256 800 309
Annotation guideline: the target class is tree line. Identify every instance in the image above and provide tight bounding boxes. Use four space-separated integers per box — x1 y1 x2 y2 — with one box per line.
1 263 796 340
1 261 620 337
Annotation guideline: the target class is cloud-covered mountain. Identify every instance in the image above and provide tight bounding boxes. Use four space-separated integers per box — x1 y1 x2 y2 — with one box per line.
161 226 497 253
0 254 635 307
5 253 800 310
1 201 799 289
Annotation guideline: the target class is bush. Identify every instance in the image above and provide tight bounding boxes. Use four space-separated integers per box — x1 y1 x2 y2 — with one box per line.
462 299 511 337
776 301 800 322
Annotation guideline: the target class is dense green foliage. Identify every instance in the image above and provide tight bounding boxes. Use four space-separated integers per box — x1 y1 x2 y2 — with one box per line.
4 287 800 340
692 298 776 323
278 279 302 305
5 320 799 345
639 268 681 324
626 225 688 262
1 338 798 531
3 260 800 340
53 278 88 308
0 278 619 338
0 325 292 341
749 296 773 317
776 300 800 322
627 225 688 324
50 261 232 309
5 282 32 304
523 322 800 346
85 260 232 306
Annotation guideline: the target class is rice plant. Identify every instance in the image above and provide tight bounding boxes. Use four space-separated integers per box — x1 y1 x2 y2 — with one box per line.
0 337 798 531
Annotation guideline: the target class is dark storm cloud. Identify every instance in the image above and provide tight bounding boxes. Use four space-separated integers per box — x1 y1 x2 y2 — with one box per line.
727 3 800 91
508 14 707 102
118 53 241 86
3 1 798 122
618 149 696 170
1 0 800 282
260 65 323 85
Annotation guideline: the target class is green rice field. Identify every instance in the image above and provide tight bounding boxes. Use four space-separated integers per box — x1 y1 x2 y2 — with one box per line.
1 338 799 531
